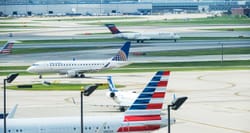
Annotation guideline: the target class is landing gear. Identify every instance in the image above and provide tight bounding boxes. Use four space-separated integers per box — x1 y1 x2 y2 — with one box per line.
75 74 85 78
136 40 144 43
79 74 85 78
119 106 126 112
174 39 177 42
39 75 42 79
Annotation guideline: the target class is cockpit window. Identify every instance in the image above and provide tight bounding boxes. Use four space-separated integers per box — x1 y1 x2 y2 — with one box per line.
32 64 39 66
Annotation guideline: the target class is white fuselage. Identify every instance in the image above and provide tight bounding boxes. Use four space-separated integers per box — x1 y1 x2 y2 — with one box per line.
0 115 170 133
114 32 180 40
27 60 128 76
108 91 139 107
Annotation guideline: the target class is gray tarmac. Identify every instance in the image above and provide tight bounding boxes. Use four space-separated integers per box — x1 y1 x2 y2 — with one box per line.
0 71 249 133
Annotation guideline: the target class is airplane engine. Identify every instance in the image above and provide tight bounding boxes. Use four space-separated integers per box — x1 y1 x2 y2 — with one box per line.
110 92 116 98
67 70 77 77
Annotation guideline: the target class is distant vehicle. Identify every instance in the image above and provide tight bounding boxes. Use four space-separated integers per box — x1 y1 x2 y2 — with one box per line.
0 41 14 54
27 41 131 78
105 24 180 43
0 71 174 133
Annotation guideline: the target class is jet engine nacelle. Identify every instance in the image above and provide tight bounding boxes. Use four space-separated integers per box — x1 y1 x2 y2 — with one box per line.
67 70 77 78
106 92 116 98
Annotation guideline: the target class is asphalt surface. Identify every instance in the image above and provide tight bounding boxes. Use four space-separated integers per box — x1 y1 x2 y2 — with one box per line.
0 71 249 133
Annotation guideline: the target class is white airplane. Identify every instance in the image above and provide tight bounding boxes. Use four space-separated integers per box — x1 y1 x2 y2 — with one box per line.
105 76 138 112
0 41 14 54
0 71 175 133
27 41 131 78
105 24 180 43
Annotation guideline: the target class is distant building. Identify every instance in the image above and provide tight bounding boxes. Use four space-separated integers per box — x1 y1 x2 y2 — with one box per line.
231 8 250 17
0 0 250 16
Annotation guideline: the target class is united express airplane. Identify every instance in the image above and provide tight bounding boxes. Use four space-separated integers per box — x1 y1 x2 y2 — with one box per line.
27 41 131 78
0 71 174 133
105 24 180 43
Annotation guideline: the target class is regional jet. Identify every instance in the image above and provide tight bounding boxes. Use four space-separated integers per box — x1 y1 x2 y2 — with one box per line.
105 24 180 43
0 41 14 54
105 76 138 112
0 71 175 133
27 41 131 78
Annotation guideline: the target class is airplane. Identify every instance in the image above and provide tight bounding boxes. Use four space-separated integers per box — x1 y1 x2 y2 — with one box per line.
0 104 18 119
105 76 138 112
0 41 14 54
27 41 131 79
0 71 176 133
105 24 180 43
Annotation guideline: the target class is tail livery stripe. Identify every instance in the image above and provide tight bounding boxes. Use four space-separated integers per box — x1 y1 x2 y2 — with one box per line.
118 70 170 133
0 42 14 54
117 125 160 132
124 115 161 121
105 24 121 34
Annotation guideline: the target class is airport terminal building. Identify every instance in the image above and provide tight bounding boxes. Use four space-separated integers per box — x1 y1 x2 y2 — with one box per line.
0 0 250 16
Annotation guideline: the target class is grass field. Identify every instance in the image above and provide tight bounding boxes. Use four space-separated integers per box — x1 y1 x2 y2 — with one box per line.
1 60 249 76
144 47 250 56
202 27 250 31
34 17 142 22
89 15 250 26
7 83 124 91
11 45 121 54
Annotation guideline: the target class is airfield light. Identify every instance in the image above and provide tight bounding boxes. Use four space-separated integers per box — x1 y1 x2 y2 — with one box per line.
3 73 19 133
167 96 188 133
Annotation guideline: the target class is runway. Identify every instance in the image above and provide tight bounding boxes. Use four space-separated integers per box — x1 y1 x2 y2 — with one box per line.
0 70 249 133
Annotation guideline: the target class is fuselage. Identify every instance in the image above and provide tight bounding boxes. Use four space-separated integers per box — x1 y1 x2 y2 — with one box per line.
0 115 170 133
114 32 180 40
27 60 128 75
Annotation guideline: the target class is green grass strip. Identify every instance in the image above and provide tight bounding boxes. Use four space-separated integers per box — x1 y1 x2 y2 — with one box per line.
17 38 123 44
1 60 249 76
7 83 124 91
89 15 250 26
144 47 250 56
11 45 121 54
201 27 250 31
34 17 142 21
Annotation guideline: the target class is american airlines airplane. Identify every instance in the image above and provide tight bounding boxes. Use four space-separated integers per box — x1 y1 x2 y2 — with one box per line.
105 24 180 43
0 41 14 54
27 41 131 78
0 71 175 133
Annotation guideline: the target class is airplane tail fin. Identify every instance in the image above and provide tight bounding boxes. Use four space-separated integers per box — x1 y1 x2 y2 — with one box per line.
117 71 170 132
6 104 18 119
0 41 14 54
105 24 122 34
111 41 131 61
107 76 118 92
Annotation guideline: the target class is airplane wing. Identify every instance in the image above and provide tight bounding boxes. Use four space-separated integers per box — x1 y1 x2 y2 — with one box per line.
135 35 151 40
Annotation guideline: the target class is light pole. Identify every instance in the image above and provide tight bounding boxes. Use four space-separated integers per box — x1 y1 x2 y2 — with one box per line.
80 90 83 133
3 73 19 133
80 84 99 133
167 96 188 133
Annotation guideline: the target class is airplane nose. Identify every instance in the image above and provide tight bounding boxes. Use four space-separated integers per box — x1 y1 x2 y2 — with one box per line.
26 67 33 73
